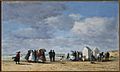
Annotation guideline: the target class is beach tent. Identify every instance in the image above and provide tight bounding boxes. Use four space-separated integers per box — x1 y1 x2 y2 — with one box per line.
92 48 100 58
82 46 92 60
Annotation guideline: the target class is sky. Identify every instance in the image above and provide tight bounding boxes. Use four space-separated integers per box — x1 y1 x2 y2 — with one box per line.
2 1 119 55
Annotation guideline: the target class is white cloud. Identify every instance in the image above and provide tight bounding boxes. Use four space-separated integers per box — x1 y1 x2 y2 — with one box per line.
71 17 114 36
69 13 83 20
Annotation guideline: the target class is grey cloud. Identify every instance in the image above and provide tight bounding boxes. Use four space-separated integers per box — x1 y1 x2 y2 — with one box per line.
45 15 74 31
3 2 66 22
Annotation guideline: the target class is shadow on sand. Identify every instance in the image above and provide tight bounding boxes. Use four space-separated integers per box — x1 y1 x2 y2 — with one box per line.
18 63 32 65
102 59 116 62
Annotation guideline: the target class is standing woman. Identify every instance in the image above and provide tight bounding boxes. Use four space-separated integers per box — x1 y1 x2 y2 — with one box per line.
37 49 42 62
66 53 70 60
29 50 35 62
31 50 35 62
36 50 39 62
25 50 31 61
90 52 95 64
33 50 37 62
28 50 34 62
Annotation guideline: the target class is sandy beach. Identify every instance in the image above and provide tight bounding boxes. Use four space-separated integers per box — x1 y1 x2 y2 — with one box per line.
2 60 119 71
2 50 119 71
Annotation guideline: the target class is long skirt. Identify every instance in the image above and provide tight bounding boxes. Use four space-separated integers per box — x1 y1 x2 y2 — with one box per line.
38 56 43 62
25 53 30 60
29 53 35 61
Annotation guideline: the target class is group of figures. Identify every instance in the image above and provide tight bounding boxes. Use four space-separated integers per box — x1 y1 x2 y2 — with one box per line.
12 47 110 64
25 49 46 62
49 50 56 62
88 51 110 62
66 51 110 62
66 51 83 61
96 52 110 62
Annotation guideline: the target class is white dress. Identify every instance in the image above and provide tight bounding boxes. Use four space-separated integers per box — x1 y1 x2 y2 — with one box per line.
29 52 35 61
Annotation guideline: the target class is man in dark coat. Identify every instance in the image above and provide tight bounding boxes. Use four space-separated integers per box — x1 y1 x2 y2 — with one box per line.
106 52 110 61
52 50 55 62
49 50 53 62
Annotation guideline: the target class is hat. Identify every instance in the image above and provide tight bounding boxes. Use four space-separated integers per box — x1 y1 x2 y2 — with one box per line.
17 51 20 53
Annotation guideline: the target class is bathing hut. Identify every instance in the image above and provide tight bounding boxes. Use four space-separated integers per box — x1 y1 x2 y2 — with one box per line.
82 46 92 60
92 48 100 58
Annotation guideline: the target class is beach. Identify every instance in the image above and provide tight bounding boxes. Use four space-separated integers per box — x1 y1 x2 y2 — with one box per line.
2 60 119 71
2 50 119 71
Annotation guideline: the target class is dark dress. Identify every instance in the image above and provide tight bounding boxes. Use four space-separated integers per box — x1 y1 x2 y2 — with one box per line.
25 50 31 61
15 52 20 64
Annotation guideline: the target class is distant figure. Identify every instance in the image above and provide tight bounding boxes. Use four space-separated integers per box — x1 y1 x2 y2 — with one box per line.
52 50 55 62
74 51 77 61
97 53 100 61
49 50 53 62
28 50 35 61
60 56 64 62
37 49 42 62
100 52 104 62
105 52 110 61
15 51 20 64
71 51 76 61
37 49 46 62
76 51 80 61
79 52 83 61
66 53 70 60
82 56 86 61
90 52 95 64
33 50 37 62
25 50 31 61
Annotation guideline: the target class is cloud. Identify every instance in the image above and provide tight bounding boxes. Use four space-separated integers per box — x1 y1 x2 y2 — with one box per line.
12 24 54 39
44 15 75 31
2 1 66 24
71 16 118 50
3 15 118 54
69 13 83 20
10 14 76 39
2 14 118 54
71 17 115 36
2 2 118 55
